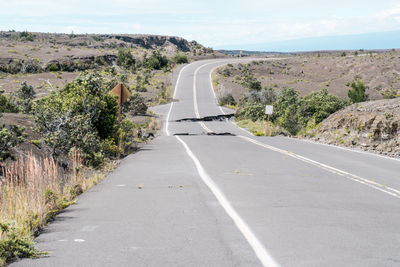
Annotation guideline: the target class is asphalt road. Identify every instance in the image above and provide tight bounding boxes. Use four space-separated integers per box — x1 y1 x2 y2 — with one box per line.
12 59 400 267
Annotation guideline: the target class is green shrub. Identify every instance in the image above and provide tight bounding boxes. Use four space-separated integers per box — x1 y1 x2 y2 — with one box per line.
347 78 368 103
0 125 25 161
272 87 299 122
45 63 60 72
18 31 35 42
118 118 137 154
117 48 136 69
237 102 266 121
16 82 36 113
0 94 18 113
218 93 236 106
172 53 188 64
143 51 168 70
0 222 37 265
122 93 148 115
297 88 349 126
33 71 118 166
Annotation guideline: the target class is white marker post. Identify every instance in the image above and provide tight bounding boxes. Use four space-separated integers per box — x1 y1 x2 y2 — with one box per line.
265 105 273 135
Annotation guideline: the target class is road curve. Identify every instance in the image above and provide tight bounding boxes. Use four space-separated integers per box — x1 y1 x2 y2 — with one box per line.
12 59 400 267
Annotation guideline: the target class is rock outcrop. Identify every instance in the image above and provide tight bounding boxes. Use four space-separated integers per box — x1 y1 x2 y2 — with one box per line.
309 98 400 157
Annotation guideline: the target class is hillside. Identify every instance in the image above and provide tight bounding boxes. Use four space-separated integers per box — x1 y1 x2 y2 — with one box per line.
305 98 400 157
0 31 221 95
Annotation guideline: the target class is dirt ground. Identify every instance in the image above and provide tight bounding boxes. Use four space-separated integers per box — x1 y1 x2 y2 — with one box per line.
215 51 400 101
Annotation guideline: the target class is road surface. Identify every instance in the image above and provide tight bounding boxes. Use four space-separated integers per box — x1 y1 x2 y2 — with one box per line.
12 59 400 267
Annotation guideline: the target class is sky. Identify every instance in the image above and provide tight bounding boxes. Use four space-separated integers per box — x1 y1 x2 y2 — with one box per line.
1 0 400 49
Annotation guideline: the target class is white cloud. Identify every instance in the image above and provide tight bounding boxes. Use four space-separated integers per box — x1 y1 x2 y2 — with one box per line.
1 0 400 47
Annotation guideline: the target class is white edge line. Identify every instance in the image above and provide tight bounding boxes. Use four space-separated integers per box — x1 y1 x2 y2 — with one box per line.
166 64 190 136
290 137 400 163
238 135 400 199
175 135 280 267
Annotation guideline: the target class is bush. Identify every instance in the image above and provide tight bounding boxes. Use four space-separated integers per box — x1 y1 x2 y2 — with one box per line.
33 71 118 166
16 82 36 113
380 88 399 99
347 78 368 103
172 53 188 64
0 222 36 265
297 88 349 127
0 94 18 113
236 102 266 121
117 48 136 69
18 31 34 42
122 93 148 115
0 125 25 161
259 88 349 136
218 93 236 106
144 51 168 70
45 63 60 72
272 87 299 121
118 118 137 154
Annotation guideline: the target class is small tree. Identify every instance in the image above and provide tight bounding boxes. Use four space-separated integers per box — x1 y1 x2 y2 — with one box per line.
16 81 36 113
347 78 368 103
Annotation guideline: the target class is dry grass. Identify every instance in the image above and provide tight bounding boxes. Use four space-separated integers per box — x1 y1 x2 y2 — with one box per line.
236 119 286 136
0 149 106 264
148 117 161 131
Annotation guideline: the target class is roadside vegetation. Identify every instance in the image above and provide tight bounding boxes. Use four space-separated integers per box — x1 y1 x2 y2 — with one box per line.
0 30 195 265
221 65 349 136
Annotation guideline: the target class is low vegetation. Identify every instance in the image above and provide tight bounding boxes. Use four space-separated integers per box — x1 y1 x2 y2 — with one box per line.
235 86 349 136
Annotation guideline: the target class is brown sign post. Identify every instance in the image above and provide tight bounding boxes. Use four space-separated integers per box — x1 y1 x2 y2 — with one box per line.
110 83 131 124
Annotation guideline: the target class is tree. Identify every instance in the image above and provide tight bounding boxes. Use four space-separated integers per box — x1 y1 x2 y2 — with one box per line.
33 71 118 165
347 78 368 103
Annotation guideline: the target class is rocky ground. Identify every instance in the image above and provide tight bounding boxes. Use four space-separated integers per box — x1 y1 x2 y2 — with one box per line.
303 98 400 158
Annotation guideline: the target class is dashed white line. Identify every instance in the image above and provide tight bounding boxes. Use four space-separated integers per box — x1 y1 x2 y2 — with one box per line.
166 64 190 136
175 135 280 267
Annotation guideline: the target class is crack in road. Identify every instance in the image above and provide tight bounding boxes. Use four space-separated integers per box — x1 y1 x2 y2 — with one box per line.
174 132 235 136
172 113 235 122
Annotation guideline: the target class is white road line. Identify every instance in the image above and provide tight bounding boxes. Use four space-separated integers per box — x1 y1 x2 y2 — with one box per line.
193 62 220 133
293 137 400 163
238 135 400 199
175 135 280 267
166 64 190 136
